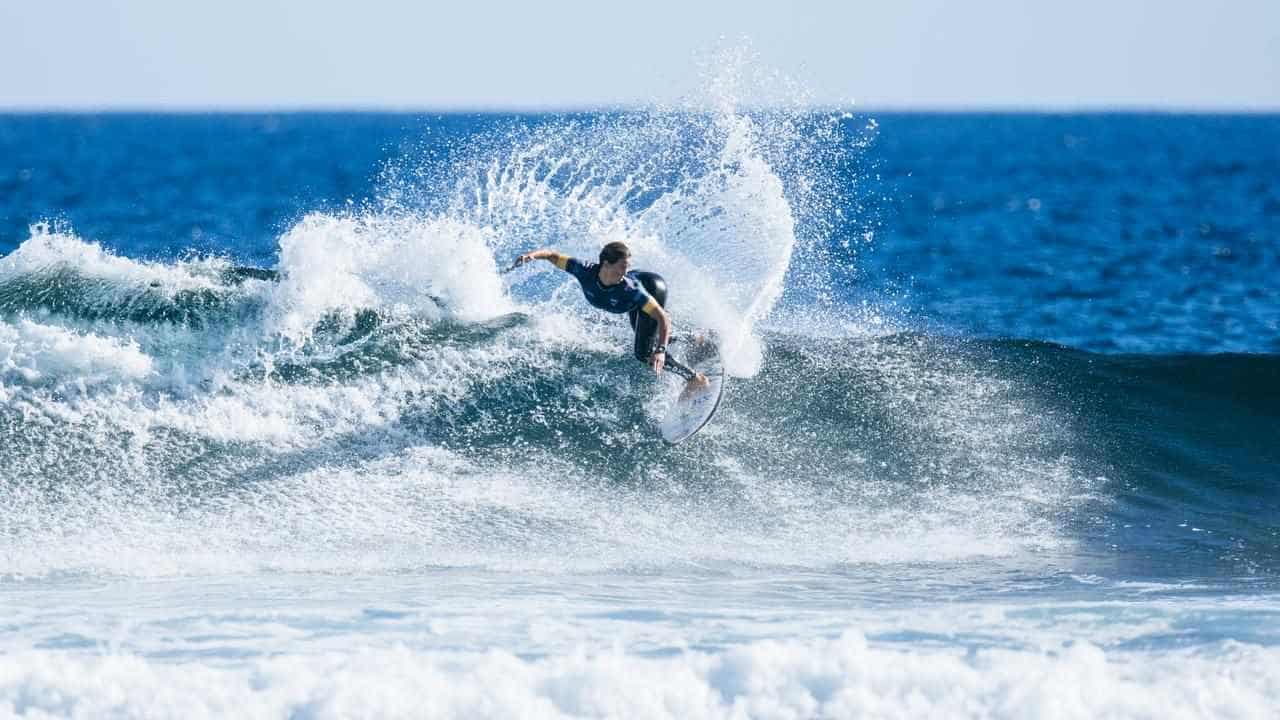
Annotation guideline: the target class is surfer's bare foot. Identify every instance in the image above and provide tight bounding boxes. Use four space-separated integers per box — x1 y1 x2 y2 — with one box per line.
678 373 711 401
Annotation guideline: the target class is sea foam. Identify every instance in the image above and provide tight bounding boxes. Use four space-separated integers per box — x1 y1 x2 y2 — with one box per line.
2 634 1276 720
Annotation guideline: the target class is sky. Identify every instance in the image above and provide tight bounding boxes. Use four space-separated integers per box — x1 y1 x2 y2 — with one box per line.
2 0 1278 111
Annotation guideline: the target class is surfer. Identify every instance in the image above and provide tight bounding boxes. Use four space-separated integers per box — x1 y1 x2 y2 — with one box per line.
510 241 708 387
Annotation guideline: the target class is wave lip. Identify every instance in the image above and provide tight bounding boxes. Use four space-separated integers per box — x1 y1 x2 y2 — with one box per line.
265 213 514 347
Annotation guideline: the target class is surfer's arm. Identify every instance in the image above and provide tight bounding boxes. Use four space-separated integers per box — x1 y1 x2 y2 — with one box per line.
641 300 704 384
513 249 572 271
642 299 672 374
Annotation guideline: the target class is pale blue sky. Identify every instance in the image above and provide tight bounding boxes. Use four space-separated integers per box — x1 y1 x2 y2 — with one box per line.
3 0 1278 110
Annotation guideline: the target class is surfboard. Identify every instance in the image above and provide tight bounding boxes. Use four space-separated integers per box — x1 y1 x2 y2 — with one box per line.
659 341 726 444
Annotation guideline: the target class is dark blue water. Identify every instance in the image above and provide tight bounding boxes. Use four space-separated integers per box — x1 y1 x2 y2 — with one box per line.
2 111 1279 716
854 114 1280 353
5 113 1277 352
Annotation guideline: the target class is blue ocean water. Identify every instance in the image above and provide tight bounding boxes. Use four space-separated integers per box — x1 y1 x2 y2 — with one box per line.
1 109 1278 718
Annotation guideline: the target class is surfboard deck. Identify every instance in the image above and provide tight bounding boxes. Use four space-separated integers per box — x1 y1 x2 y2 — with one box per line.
659 341 726 444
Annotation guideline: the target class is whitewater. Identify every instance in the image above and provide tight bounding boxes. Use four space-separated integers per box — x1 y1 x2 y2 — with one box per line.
2 97 1280 716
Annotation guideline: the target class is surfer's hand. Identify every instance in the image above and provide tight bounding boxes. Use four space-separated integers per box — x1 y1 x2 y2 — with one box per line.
650 350 665 375
504 253 529 272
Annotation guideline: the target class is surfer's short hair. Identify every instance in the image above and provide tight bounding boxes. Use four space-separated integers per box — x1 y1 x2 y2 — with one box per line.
599 241 630 265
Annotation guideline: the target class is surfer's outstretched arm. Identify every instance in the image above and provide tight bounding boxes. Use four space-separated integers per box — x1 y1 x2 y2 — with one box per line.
511 249 573 272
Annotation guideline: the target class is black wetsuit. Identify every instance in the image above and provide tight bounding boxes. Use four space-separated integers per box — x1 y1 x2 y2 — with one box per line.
626 271 697 380
559 257 697 380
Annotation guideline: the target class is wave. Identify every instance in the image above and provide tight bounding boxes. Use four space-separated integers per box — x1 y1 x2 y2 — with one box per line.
2 101 1275 581
3 238 1276 579
3 633 1277 720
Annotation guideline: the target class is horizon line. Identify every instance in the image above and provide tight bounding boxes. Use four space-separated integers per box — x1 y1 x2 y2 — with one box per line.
2 102 1279 116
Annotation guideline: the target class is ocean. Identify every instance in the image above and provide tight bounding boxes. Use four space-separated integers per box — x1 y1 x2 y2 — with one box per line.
1 109 1278 718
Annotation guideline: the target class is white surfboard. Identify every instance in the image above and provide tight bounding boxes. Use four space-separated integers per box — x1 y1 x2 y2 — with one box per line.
659 343 726 444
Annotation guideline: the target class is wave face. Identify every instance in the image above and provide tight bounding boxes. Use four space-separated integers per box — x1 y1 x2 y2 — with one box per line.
1 109 1277 584
0 105 855 578
1 222 1276 580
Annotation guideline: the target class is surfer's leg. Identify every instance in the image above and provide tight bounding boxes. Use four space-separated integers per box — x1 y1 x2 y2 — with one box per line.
628 271 703 381
630 271 669 364
662 354 697 381
632 310 659 362
631 308 698 380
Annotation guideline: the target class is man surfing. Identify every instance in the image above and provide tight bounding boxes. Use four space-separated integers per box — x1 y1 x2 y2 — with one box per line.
510 241 709 389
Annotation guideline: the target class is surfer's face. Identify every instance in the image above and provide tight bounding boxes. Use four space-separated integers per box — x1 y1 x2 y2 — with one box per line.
599 255 630 284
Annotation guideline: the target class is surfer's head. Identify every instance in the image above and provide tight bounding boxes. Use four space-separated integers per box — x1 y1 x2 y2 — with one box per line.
599 241 630 266
597 241 632 284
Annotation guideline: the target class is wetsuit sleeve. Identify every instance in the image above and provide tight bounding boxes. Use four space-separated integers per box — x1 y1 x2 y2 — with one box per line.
560 256 588 280
624 285 665 316
637 292 660 316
